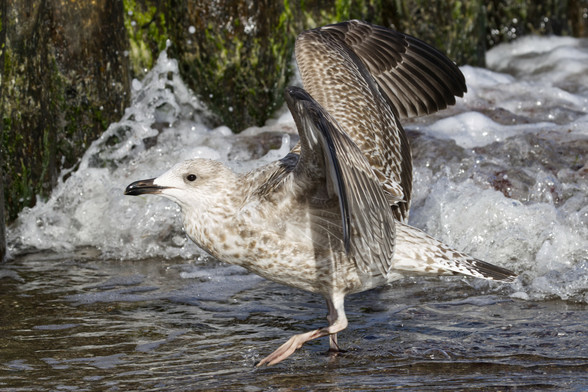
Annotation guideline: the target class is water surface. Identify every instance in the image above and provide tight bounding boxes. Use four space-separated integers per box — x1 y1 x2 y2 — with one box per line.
2 252 587 391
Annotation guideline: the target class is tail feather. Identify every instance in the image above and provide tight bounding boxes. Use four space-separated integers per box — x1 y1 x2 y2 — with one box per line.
392 222 517 282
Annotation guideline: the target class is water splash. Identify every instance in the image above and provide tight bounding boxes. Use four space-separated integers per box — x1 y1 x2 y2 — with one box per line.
7 37 588 303
7 50 291 259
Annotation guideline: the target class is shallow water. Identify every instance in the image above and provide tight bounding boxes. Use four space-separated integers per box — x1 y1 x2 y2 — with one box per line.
2 34 588 390
2 252 587 391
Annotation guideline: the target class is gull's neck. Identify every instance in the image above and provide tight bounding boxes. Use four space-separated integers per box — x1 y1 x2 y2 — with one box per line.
180 171 251 262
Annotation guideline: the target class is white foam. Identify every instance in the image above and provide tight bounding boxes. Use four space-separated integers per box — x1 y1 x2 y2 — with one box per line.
6 37 588 303
421 110 556 148
7 49 291 260
486 35 588 97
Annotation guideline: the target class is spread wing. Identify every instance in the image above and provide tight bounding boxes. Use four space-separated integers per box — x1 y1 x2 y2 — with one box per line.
295 20 467 222
285 86 395 277
320 20 467 119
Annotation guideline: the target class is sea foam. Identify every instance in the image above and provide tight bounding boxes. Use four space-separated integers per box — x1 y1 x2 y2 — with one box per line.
7 36 588 302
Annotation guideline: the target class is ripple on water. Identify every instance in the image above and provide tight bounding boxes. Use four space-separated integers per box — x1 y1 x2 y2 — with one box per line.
1 256 587 391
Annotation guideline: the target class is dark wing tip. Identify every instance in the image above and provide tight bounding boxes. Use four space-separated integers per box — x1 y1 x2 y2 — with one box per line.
285 86 312 105
471 259 518 282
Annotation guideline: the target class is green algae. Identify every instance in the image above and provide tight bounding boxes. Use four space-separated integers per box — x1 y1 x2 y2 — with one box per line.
123 0 169 78
1 1 129 221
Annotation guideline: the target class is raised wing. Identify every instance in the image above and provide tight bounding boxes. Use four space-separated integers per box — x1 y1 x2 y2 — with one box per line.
295 20 467 222
321 20 467 119
285 86 395 277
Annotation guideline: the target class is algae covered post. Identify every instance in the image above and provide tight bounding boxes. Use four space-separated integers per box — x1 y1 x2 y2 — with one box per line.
0 0 130 223
0 162 4 261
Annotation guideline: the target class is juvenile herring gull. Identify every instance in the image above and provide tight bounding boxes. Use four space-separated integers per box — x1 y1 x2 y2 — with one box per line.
125 20 516 366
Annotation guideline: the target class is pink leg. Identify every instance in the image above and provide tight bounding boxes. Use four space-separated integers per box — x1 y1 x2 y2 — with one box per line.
256 293 347 366
327 297 341 352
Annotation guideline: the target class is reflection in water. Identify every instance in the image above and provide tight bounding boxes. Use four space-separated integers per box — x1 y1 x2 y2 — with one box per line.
1 253 587 390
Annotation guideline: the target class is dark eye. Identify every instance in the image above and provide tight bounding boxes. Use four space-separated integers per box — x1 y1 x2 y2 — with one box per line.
186 174 197 182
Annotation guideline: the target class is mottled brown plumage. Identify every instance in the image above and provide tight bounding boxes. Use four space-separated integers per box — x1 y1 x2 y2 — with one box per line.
125 20 514 366
295 20 466 222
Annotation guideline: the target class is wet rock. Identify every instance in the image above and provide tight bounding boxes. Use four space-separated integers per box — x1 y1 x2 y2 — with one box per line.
0 162 4 261
165 1 295 133
0 0 130 221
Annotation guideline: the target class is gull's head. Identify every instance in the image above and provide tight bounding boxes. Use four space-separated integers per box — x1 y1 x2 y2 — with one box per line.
124 159 237 210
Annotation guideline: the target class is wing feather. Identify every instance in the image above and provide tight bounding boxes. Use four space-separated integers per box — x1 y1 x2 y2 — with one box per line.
295 20 467 222
285 86 396 276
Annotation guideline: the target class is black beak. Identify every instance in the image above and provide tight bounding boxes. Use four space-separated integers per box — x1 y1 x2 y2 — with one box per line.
124 178 165 196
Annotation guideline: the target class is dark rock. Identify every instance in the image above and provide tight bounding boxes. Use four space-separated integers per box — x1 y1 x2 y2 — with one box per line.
0 0 130 221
